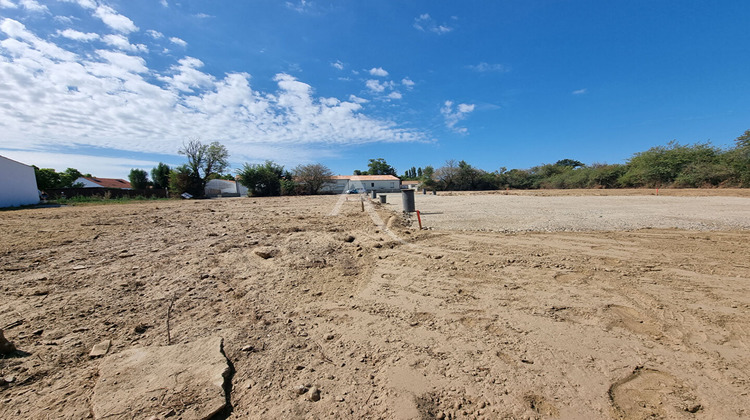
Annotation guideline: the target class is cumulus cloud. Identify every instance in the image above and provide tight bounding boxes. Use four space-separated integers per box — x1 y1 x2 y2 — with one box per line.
365 79 386 93
413 13 453 34
401 78 415 88
468 62 508 73
93 5 138 33
331 60 343 70
441 100 475 134
146 29 163 39
58 29 99 42
0 0 18 9
572 88 587 95
20 0 47 12
169 36 187 47
159 0 168 7
0 15 426 167
369 67 388 77
349 94 368 104
387 91 402 100
102 34 148 53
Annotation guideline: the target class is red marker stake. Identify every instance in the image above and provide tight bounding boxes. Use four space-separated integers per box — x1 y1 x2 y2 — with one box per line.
416 210 423 230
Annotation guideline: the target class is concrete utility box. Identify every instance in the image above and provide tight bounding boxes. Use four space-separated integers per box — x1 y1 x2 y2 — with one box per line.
401 189 415 212
379 195 386 204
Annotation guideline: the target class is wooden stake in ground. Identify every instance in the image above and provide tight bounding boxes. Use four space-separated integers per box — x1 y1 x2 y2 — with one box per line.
166 294 176 345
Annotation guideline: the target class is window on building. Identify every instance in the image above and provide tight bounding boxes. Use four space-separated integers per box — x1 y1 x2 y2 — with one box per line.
371 182 374 187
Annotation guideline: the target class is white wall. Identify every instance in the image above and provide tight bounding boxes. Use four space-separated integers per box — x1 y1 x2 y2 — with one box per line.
205 179 249 197
0 156 39 208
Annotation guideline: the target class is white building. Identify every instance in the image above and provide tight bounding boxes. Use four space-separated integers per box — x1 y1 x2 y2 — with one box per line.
321 175 401 193
205 178 248 197
0 155 39 208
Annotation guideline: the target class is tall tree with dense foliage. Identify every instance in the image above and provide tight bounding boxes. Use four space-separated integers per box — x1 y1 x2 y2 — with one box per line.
365 158 397 176
33 166 62 190
151 163 171 189
293 163 333 194
238 161 285 196
178 139 230 194
128 169 150 189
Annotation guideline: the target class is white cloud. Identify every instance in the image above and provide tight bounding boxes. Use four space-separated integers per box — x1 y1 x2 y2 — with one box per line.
572 88 587 95
387 91 402 100
96 49 148 73
58 29 99 42
159 0 168 7
20 0 47 12
468 62 508 73
369 67 388 77
0 13 427 170
401 78 415 88
414 13 453 34
286 0 313 13
441 100 475 134
102 34 148 53
146 29 163 39
349 94 368 104
331 60 343 70
365 79 386 93
193 13 212 19
0 0 18 9
58 0 96 10
169 37 187 47
93 5 138 33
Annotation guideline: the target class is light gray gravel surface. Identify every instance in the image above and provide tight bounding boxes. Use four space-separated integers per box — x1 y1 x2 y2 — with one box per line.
388 194 750 232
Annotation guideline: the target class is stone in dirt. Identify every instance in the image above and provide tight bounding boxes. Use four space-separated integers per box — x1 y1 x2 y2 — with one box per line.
92 336 229 420
89 340 111 357
0 329 16 355
253 246 278 259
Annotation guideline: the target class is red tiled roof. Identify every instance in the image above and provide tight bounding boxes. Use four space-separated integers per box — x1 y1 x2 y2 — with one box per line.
83 177 132 189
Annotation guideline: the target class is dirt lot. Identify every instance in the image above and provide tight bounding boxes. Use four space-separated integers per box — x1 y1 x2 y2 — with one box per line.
1 190 749 419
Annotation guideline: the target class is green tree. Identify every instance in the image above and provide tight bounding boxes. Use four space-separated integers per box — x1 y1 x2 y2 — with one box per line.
366 158 397 176
238 161 285 197
151 162 171 189
555 159 585 168
169 164 202 196
60 168 85 188
33 166 62 190
178 139 230 195
726 129 750 186
128 168 150 189
620 141 722 187
293 163 334 195
421 166 436 189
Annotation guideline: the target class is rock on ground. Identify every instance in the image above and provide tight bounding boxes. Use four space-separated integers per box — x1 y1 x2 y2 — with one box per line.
91 336 229 420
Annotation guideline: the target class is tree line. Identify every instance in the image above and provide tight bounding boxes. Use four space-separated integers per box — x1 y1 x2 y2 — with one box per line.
33 129 750 197
410 130 750 191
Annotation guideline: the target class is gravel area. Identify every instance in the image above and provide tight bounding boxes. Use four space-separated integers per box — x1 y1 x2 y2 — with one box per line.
392 194 750 232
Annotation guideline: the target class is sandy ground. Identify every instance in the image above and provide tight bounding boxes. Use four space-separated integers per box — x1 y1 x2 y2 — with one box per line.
395 191 750 232
1 190 749 419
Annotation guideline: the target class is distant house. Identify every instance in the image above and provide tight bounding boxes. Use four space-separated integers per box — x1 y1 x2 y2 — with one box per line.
0 155 40 208
321 175 401 194
205 178 248 197
75 177 132 189
400 180 421 190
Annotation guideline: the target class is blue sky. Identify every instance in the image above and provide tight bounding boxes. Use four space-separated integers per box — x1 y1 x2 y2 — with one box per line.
1 0 749 178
